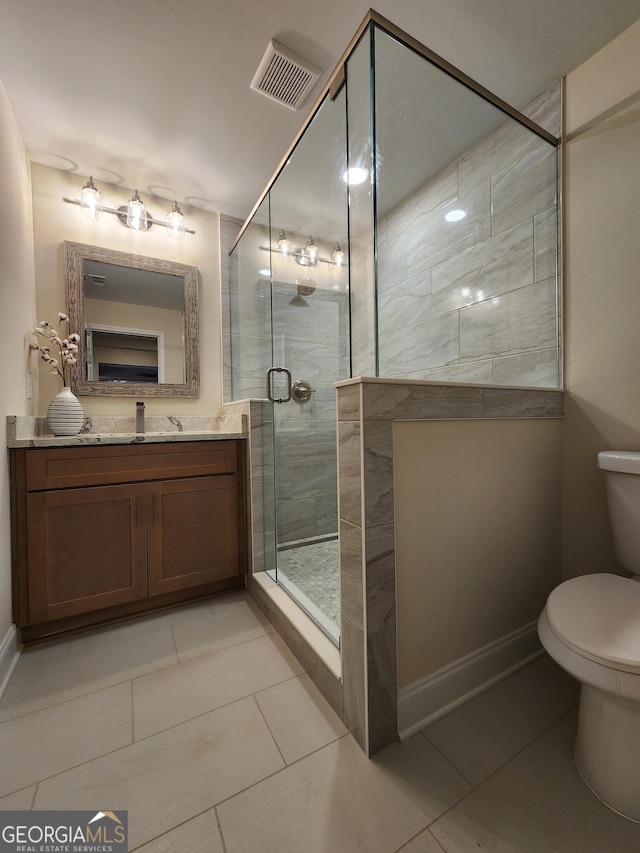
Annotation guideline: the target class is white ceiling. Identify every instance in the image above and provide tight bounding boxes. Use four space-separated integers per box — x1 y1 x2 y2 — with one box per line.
0 0 638 225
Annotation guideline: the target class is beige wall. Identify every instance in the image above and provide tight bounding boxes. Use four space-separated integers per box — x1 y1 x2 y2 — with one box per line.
30 164 222 417
0 79 36 639
562 20 640 580
395 418 562 688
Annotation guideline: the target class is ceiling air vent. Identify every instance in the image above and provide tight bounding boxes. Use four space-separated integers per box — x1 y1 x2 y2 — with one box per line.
251 40 321 110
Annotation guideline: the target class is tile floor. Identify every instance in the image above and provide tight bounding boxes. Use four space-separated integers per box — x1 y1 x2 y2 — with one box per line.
1 591 639 852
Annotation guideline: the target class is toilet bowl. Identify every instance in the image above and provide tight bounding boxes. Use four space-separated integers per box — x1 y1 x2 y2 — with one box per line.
538 450 640 822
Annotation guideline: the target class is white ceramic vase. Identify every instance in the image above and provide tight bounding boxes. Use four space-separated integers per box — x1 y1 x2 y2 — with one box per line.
46 386 85 436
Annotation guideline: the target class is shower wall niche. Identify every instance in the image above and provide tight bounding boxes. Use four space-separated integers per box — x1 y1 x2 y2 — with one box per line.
223 10 561 676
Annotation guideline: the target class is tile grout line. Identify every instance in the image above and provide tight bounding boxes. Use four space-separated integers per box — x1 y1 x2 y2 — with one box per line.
394 825 448 853
130 679 135 744
214 805 229 853
417 729 476 789
251 693 288 767
169 623 180 659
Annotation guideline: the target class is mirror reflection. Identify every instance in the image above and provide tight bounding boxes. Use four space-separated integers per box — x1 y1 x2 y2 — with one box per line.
65 242 199 397
83 260 185 385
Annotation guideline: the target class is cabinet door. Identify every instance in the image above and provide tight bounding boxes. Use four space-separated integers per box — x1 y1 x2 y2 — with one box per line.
147 475 240 596
27 484 148 623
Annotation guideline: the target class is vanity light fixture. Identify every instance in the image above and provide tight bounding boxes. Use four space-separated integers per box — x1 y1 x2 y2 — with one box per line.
261 231 346 267
64 179 195 236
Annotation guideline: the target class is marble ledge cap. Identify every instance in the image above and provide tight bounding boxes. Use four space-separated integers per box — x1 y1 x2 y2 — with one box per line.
334 375 565 392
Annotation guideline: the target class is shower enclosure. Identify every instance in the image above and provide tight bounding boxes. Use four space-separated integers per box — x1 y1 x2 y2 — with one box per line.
224 11 560 649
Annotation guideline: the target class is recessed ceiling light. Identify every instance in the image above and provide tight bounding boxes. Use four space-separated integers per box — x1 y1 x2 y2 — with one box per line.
445 209 466 223
342 167 369 185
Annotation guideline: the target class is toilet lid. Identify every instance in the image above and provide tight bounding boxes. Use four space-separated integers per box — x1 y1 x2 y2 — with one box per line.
546 573 640 673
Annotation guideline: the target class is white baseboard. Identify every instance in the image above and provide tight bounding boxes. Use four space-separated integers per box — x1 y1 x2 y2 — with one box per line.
0 624 21 701
398 621 543 740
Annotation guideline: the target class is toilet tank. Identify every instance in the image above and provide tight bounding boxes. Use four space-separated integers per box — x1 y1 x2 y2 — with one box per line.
598 451 640 573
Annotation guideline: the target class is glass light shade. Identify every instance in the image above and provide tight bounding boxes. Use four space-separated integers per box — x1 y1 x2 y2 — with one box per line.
277 229 291 259
306 236 318 266
127 190 147 231
332 243 345 267
166 201 185 239
80 177 102 220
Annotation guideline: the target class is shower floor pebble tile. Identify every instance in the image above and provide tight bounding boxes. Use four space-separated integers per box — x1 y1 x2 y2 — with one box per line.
277 537 340 628
0 594 638 853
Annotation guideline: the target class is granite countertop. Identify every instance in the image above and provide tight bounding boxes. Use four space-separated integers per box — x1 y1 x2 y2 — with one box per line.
6 414 248 448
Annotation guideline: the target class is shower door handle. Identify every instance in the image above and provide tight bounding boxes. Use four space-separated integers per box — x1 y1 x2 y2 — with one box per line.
266 367 292 403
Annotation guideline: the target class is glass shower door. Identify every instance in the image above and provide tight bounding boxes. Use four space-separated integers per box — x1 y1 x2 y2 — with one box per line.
265 86 350 644
266 280 347 643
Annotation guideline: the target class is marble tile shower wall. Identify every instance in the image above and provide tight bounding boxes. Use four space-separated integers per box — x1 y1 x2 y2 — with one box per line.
375 85 561 388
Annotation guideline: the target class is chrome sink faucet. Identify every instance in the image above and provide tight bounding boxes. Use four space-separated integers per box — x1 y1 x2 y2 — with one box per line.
136 401 145 434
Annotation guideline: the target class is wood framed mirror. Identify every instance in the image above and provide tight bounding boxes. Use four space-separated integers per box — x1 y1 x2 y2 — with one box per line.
65 241 199 397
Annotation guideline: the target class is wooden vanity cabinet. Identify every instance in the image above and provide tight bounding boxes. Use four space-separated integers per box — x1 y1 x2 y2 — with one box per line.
10 440 246 640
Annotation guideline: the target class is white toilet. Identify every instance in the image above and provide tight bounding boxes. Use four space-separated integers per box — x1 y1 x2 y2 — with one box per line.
538 450 640 822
